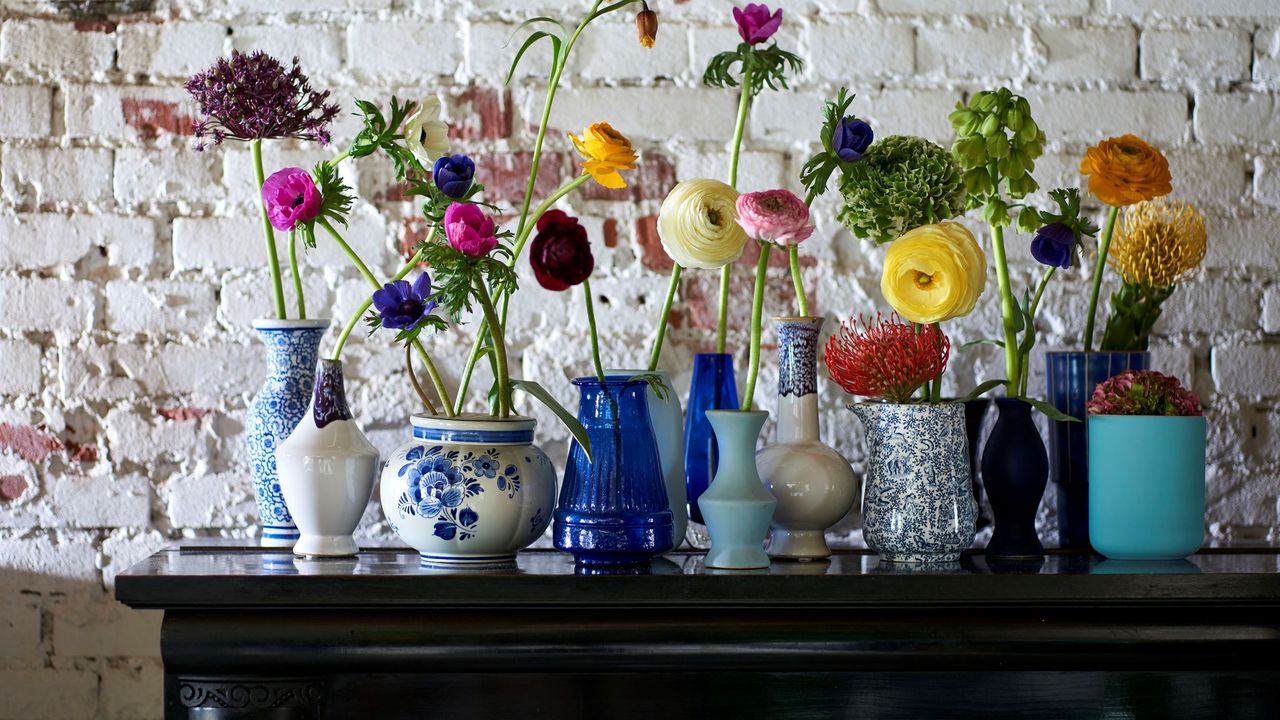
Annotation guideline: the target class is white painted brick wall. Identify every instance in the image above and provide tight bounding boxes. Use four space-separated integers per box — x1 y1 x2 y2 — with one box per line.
2 1 1279 716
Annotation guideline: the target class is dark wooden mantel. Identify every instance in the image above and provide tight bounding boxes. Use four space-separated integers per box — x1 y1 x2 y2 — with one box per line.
116 543 1280 719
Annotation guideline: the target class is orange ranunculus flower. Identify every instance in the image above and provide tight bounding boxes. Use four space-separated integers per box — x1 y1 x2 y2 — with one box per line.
569 122 638 189
1079 134 1173 207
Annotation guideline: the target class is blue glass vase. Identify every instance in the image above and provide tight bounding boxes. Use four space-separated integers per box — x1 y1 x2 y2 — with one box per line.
981 398 1048 558
1045 351 1148 549
554 376 675 567
683 353 739 524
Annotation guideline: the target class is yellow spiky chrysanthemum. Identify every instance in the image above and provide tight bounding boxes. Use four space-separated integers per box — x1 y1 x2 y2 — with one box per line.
1107 198 1206 287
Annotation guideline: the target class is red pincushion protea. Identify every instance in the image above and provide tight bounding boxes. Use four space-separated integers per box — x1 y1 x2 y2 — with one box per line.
824 313 950 403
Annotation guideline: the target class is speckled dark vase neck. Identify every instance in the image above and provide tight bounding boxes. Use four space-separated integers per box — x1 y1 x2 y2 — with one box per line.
312 359 353 429
776 316 823 399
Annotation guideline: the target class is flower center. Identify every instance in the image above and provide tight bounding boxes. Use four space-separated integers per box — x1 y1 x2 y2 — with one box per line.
706 206 723 226
290 192 307 209
913 271 934 290
397 299 423 317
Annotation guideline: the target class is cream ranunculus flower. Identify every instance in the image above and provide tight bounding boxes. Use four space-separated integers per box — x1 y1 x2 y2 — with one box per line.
656 179 749 270
881 222 987 324
404 96 450 165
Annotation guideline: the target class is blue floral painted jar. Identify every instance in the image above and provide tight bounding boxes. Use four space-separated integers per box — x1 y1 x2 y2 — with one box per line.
245 318 330 547
380 414 556 566
851 402 977 563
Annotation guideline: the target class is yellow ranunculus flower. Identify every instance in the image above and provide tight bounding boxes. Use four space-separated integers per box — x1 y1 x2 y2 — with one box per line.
657 178 749 270
881 222 987 324
1079 134 1172 207
569 122 637 189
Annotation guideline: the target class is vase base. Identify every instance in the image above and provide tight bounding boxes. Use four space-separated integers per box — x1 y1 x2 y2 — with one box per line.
293 534 358 558
879 551 962 564
705 544 771 570
418 552 517 568
766 529 831 560
261 525 300 547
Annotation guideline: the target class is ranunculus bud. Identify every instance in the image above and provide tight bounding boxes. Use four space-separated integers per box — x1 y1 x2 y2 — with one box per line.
529 210 594 291
261 167 323 231
433 154 475 199
636 2 658 49
443 202 497 258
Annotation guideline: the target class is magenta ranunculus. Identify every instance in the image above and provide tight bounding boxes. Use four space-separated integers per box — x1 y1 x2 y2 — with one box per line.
733 3 783 45
443 202 497 258
735 189 814 246
261 167 323 231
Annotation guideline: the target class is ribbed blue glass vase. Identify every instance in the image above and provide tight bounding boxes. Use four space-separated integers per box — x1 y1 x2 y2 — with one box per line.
554 376 675 567
683 353 739 524
1045 351 1148 549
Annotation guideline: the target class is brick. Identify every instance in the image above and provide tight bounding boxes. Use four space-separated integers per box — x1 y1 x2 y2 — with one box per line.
101 528 167 590
0 214 94 267
1163 148 1249 207
151 343 260 397
472 150 566 206
1197 93 1280 146
1035 90 1187 145
54 595 161 657
0 339 42 395
58 345 146 402
173 216 264 271
347 21 459 77
1257 28 1280 83
43 474 152 528
542 87 738 142
114 148 221 204
2 147 113 206
1141 29 1251 82
674 150 786 190
65 85 196 141
469 22 554 79
118 21 227 77
917 26 1026 78
0 85 52 138
1262 286 1280 333
221 144 333 209
0 20 114 77
1213 345 1280 395
1258 156 1280 208
579 151 676 201
806 22 914 78
230 24 344 74
1107 0 1280 17
105 280 218 334
882 0 1088 14
1158 280 1259 333
0 669 98 720
0 278 95 336
450 86 513 141
166 470 257 528
753 88 957 146
571 20 690 79
0 598 40 659
218 271 333 328
0 532 100 592
1033 26 1136 82
98 659 163 720
220 0 392 12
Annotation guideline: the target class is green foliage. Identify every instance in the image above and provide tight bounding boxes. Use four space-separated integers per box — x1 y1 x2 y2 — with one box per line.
297 159 355 249
1100 281 1174 352
506 29 564 86
627 373 673 402
418 238 519 323
364 310 448 346
799 87 859 202
348 97 423 179
836 135 966 243
949 88 1047 225
703 43 802 96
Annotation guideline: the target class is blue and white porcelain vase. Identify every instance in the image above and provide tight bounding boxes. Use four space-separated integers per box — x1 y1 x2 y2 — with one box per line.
555 376 675 567
700 409 774 570
277 360 379 557
380 414 556 566
684 353 739 525
851 402 976 563
757 317 858 560
605 368 688 547
245 318 330 547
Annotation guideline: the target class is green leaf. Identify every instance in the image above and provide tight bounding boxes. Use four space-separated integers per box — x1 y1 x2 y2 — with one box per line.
506 15 566 42
505 30 562 86
511 379 592 461
627 373 672 402
959 338 1006 350
1017 290 1037 356
1024 396 1079 423
961 379 1006 402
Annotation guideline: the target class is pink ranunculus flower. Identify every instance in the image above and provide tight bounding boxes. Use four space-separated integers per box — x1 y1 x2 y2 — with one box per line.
733 3 783 45
735 189 814 246
261 167 323 231
444 202 497 258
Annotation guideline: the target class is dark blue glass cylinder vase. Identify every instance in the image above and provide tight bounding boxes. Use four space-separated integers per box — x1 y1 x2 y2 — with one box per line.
1045 351 1149 550
554 376 675 567
683 353 739 524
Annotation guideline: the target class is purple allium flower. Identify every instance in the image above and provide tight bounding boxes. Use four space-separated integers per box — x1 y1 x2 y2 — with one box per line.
261 167 323 231
185 50 340 150
1030 222 1076 269
833 117 873 162
733 3 783 45
433 154 475 199
444 202 498 258
372 273 436 330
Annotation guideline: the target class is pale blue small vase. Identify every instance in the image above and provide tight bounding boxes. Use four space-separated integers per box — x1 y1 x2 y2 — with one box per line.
1089 415 1206 560
699 410 774 570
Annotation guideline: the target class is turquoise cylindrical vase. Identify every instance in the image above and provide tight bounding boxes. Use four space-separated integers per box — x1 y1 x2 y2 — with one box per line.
1088 415 1206 560
699 409 774 570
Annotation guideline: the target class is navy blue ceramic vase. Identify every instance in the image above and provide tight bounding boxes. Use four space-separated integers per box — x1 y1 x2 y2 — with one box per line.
980 398 1049 558
555 376 675 567
683 353 739 524
1045 351 1148 550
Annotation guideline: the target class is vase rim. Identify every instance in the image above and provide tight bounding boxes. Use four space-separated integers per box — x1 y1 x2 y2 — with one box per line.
410 413 536 432
1088 413 1206 422
705 408 769 419
847 400 963 410
253 317 332 331
771 315 824 324
602 368 671 379
571 375 648 387
1043 349 1149 357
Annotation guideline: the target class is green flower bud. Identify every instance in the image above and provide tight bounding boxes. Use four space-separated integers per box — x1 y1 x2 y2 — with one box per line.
986 133 1010 159
949 108 976 130
973 92 998 112
982 198 1011 227
1006 172 1039 199
1015 207 1042 234
953 136 987 165
1018 118 1040 143
1004 106 1023 131
979 113 1001 138
964 167 994 196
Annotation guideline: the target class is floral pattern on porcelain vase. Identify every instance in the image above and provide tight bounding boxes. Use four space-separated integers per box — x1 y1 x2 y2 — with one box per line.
381 414 555 566
851 402 977 563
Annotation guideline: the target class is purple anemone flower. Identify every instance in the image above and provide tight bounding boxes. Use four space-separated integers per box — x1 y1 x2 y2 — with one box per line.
1030 222 1076 269
833 117 874 162
261 167 323 231
733 3 783 45
433 154 476 199
372 273 436 330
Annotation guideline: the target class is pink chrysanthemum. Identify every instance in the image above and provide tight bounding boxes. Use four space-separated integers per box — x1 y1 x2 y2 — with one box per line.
1086 370 1202 417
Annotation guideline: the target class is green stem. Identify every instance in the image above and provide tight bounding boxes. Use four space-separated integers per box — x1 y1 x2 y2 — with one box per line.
319 217 379 288
1083 205 1120 354
325 148 350 169
715 265 731 355
508 174 592 276
405 344 440 416
788 245 809 317
472 277 510 418
583 279 606 384
989 223 1021 396
741 242 771 412
647 263 682 372
252 140 287 319
1020 265 1057 398
715 65 754 356
288 230 306 320
930 322 943 402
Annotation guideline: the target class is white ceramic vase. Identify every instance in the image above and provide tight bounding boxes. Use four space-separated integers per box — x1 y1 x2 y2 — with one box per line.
380 414 556 566
757 317 859 560
277 359 379 557
605 367 688 547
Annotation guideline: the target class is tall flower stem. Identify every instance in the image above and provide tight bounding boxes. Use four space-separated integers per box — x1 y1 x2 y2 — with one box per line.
1021 265 1057 397
582 279 606 384
252 139 287 319
741 242 772 412
1083 205 1120 354
472 277 511 418
405 344 440 416
715 268 731 354
717 64 755 356
288 230 306 319
989 223 1021 395
647 263 682 372
788 245 809 317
